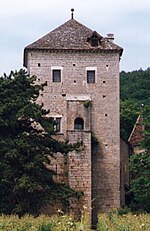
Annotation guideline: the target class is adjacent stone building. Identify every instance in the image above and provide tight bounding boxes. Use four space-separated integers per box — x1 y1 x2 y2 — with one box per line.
24 12 125 224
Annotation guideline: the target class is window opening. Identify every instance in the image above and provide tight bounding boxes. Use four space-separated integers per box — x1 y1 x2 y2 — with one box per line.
87 31 102 47
52 70 61 82
87 70 95 83
54 118 61 132
74 117 84 130
51 117 61 132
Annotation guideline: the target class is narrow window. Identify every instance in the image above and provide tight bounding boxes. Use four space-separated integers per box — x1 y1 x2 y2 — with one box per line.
54 118 61 132
74 117 84 130
87 70 95 83
51 117 61 132
52 70 61 82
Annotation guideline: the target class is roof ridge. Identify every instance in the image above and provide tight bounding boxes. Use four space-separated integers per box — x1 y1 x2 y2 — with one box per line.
26 18 94 49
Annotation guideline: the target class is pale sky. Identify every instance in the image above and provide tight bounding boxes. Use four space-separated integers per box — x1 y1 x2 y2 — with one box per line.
0 0 150 76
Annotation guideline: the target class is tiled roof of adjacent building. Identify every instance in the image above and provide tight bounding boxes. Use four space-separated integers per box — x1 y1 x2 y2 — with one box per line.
128 115 144 147
24 18 123 66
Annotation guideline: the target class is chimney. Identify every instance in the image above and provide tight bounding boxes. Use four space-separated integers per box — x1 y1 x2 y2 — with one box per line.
107 33 114 42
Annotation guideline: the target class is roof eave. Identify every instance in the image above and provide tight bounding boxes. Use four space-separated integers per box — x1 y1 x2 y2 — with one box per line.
23 46 123 60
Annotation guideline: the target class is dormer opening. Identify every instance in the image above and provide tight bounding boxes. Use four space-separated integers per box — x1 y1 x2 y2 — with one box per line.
87 31 102 47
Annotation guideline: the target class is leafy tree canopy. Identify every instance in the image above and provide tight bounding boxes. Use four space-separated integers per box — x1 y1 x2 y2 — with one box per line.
0 69 77 216
120 68 150 212
120 68 150 139
129 105 150 212
120 68 150 102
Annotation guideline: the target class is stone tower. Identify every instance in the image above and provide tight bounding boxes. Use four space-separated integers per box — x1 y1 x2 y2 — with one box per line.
24 12 123 224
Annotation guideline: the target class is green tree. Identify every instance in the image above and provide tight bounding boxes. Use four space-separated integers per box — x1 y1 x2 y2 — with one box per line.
129 104 150 212
120 69 150 102
120 68 150 138
120 68 150 211
120 99 140 139
0 70 77 216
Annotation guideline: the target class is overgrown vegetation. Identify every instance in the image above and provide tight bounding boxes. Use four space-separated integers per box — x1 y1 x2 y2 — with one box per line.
0 212 150 230
129 105 150 212
120 68 150 213
97 211 150 231
83 100 91 108
0 212 91 231
120 68 150 139
0 70 78 216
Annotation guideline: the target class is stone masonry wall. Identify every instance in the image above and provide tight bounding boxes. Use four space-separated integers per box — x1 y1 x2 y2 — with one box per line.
120 138 130 206
27 50 121 222
67 131 91 219
66 99 91 218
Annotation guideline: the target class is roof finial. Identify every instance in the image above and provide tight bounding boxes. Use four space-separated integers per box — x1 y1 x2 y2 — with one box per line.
71 8 74 19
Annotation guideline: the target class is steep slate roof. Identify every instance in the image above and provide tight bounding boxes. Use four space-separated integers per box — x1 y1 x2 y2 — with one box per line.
24 18 123 66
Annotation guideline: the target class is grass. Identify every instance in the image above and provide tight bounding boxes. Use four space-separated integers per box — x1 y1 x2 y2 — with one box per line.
0 211 91 231
97 211 150 231
0 211 150 230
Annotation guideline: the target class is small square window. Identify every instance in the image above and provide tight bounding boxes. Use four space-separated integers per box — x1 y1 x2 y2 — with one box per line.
52 70 61 82
87 70 95 83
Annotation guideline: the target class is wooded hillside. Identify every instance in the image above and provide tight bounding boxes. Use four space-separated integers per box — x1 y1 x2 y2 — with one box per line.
120 68 150 139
